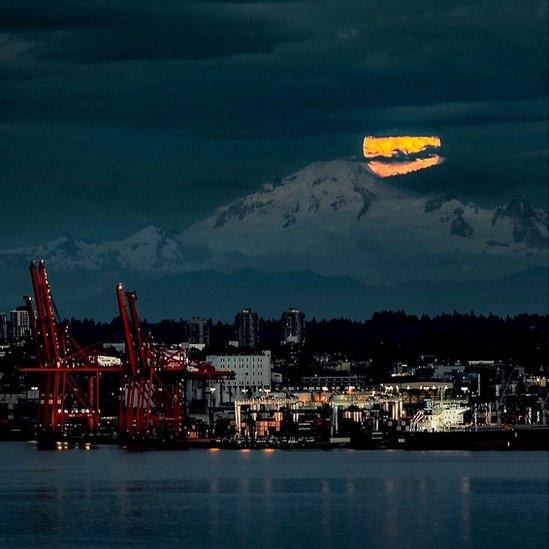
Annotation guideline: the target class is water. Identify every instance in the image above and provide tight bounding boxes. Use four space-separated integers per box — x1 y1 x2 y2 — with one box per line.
0 443 546 548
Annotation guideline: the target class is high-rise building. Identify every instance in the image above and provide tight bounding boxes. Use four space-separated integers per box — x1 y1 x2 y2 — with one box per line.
187 317 210 346
0 313 7 341
9 306 30 341
281 307 306 345
235 308 259 349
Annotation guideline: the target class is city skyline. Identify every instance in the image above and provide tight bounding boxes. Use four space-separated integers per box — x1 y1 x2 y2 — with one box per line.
0 3 547 547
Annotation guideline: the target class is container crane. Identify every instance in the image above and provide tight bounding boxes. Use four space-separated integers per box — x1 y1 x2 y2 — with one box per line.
116 283 232 449
19 261 122 447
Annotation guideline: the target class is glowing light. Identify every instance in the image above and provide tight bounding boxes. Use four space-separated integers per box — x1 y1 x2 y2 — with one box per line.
264 448 275 453
363 135 441 158
366 155 444 177
209 447 220 452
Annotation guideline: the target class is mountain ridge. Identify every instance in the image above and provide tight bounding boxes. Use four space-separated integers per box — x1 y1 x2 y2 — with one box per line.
2 160 546 279
21 266 549 321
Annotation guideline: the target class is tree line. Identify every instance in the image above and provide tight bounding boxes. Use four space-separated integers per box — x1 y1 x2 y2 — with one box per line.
64 311 548 367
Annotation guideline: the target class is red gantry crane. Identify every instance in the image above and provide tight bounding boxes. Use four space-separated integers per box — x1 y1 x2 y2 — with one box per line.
20 261 122 447
116 283 232 449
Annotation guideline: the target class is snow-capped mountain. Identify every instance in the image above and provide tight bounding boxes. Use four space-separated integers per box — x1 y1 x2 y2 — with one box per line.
1 160 547 286
176 160 547 283
1 225 185 272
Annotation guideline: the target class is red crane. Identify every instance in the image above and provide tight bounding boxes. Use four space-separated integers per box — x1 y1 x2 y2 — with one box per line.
116 283 233 448
20 261 122 446
18 261 232 449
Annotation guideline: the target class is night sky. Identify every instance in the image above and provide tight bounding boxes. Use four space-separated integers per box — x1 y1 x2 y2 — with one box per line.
0 1 547 248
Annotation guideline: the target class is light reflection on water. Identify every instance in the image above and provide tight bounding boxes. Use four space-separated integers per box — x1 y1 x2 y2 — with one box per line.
461 476 471 545
0 444 547 548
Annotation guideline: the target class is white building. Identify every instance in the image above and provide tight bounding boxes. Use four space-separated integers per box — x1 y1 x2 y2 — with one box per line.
96 355 122 367
207 351 272 404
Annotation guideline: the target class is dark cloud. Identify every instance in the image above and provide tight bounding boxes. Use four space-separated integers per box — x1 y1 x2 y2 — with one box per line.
0 66 41 81
0 1 545 128
0 1 546 247
0 0 115 31
1 1 299 63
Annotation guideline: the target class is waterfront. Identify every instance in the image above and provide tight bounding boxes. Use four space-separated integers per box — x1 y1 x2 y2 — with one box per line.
0 444 546 547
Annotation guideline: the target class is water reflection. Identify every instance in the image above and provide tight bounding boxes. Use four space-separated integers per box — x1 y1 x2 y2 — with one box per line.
0 445 546 548
263 478 274 542
460 477 471 544
208 478 220 544
321 479 332 542
381 479 397 546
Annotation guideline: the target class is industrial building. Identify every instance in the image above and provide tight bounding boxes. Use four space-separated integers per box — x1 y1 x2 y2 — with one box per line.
233 390 404 441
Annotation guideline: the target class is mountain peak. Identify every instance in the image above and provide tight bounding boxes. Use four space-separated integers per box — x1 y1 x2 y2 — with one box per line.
127 225 164 240
179 158 547 284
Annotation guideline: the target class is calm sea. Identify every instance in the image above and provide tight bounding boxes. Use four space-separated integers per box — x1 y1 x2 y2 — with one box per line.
0 443 546 548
